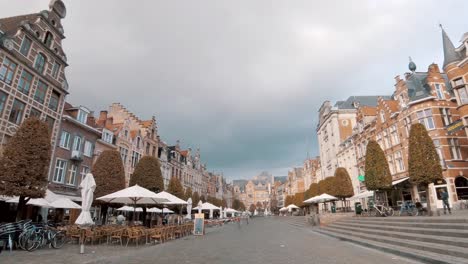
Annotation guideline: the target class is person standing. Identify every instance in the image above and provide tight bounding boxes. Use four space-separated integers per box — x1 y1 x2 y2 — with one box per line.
440 189 451 214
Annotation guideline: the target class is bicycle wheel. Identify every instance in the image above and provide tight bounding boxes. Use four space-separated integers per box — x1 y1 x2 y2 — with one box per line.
385 208 394 217
51 231 66 249
24 233 40 252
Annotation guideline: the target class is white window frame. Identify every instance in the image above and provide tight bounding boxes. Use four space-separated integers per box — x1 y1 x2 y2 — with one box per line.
435 83 444 99
449 138 462 160
440 108 452 127
77 109 88 124
433 139 445 168
383 130 390 149
395 151 405 172
66 164 78 186
53 159 67 183
102 130 113 144
83 141 94 157
80 166 90 182
457 86 468 105
120 147 128 163
390 125 400 145
73 136 82 152
59 130 71 149
380 111 385 123
387 155 395 175
417 109 435 130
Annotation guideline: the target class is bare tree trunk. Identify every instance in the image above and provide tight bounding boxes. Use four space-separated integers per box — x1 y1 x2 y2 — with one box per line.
16 196 30 221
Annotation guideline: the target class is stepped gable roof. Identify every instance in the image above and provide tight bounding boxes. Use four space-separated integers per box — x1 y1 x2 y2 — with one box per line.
274 176 287 184
406 72 453 101
335 95 391 109
360 106 377 116
140 120 153 128
383 100 399 112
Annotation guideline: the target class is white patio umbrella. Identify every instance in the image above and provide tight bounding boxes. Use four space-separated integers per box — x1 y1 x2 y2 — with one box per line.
310 193 338 204
147 207 162 213
117 206 143 212
50 198 81 209
186 198 192 219
154 191 188 205
6 197 52 208
279 207 288 212
75 173 96 226
97 184 169 220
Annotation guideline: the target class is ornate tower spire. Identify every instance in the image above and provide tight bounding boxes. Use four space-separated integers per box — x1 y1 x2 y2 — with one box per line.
408 56 416 72
440 24 461 69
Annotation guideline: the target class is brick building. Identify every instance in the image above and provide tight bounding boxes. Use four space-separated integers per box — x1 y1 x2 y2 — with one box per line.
0 0 69 164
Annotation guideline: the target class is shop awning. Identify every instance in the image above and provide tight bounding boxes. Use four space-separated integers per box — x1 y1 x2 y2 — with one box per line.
392 177 409 186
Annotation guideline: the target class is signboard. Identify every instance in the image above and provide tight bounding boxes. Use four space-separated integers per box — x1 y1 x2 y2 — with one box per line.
446 119 464 135
193 213 205 236
358 175 365 182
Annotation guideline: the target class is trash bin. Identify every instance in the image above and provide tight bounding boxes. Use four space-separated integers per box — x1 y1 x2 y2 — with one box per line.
331 204 336 213
355 202 362 215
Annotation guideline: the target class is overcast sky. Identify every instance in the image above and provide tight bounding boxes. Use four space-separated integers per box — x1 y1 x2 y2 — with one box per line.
1 1 467 180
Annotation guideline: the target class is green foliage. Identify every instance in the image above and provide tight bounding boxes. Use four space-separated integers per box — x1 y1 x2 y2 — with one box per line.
284 195 294 206
293 192 305 207
408 123 443 185
0 118 51 198
232 199 243 210
308 183 319 198
0 118 51 220
364 140 392 190
129 156 164 192
167 176 185 199
93 150 126 199
192 191 200 206
334 167 354 199
256 201 263 209
184 187 193 201
249 203 256 213
317 177 336 195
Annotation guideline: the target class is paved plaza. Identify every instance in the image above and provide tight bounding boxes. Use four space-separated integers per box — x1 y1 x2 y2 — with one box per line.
0 217 421 264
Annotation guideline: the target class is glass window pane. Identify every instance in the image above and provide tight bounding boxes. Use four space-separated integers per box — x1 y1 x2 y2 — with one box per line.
20 37 32 56
34 80 48 103
18 70 33 95
48 90 60 111
0 91 7 115
8 99 25 124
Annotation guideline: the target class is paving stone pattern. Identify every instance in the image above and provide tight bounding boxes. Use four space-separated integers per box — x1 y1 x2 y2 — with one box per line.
0 217 421 264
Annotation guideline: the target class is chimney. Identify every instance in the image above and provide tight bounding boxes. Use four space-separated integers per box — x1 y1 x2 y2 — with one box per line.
99 110 108 122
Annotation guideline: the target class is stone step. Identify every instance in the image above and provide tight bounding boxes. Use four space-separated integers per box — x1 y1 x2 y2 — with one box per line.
346 216 468 224
324 226 468 259
332 221 468 238
341 219 468 230
328 223 468 248
316 228 468 264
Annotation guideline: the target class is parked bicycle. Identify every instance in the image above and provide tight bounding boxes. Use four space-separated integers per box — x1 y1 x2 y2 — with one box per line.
399 201 418 216
21 224 66 251
363 203 394 217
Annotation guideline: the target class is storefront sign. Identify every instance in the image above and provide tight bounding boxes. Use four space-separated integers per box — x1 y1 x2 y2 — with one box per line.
358 175 365 182
446 119 464 135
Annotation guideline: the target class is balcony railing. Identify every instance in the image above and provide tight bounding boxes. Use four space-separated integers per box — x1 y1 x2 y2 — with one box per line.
70 150 83 161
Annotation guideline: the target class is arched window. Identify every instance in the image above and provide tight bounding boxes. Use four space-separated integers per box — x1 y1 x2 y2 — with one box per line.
44 31 53 47
34 53 47 73
455 177 468 200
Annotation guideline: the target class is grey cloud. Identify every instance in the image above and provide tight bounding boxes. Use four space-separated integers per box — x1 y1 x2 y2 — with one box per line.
0 0 467 179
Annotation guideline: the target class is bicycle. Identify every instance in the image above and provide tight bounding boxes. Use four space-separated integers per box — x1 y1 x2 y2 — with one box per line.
368 204 394 217
25 225 66 251
399 201 419 216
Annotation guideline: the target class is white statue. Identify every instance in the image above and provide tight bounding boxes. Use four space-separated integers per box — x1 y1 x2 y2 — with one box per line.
186 198 192 219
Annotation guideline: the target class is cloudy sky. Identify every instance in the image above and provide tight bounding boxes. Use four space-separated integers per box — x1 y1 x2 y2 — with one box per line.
1 1 467 180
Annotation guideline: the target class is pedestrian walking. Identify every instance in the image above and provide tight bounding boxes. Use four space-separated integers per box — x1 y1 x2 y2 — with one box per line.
439 189 451 214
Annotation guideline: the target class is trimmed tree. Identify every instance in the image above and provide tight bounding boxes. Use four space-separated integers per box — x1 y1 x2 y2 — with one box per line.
334 167 354 211
192 191 200 206
184 187 193 201
308 183 319 198
249 203 256 213
0 118 51 220
129 156 164 192
408 123 443 215
256 201 263 210
232 199 242 210
129 156 164 225
364 140 392 191
284 195 294 206
167 176 184 200
93 150 126 223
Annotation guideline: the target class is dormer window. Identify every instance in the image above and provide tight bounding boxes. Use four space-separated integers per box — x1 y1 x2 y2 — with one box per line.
77 108 89 124
102 129 113 144
44 31 53 48
136 137 141 148
435 83 444 99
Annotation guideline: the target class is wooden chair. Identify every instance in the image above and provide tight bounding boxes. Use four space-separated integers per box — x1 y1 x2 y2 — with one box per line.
110 228 125 246
126 228 143 247
149 228 163 244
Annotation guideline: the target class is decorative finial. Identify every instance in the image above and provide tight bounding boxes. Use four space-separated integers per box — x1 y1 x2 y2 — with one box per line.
408 56 416 72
